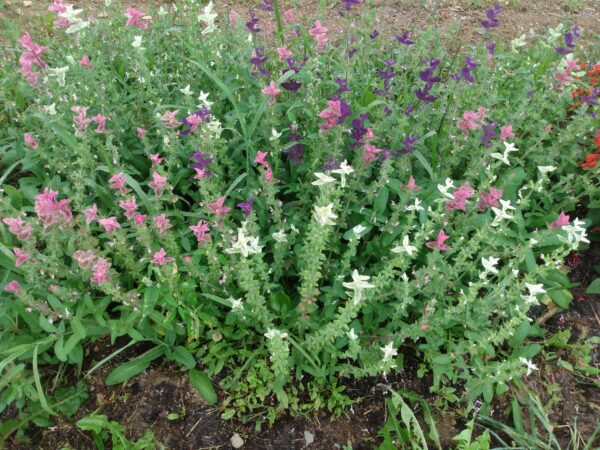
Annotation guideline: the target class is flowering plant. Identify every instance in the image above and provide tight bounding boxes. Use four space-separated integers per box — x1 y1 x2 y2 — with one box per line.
0 0 598 427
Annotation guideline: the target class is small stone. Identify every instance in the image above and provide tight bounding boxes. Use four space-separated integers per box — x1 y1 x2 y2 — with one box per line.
23 0 32 5
230 433 244 448
304 431 315 446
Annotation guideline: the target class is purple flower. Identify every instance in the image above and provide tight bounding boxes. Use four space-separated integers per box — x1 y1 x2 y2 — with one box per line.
281 79 302 91
348 48 358 59
257 0 273 12
405 104 413 116
190 150 213 171
384 106 393 116
485 42 496 56
250 48 270 76
377 59 396 94
351 114 369 146
322 156 341 171
336 77 349 95
481 5 501 28
341 0 361 11
580 88 600 105
370 29 379 39
237 198 254 218
246 12 261 33
555 26 580 55
480 122 497 148
283 130 305 165
415 86 437 103
396 30 415 46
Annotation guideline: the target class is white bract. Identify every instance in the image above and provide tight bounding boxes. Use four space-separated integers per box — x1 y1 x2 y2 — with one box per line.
225 227 262 258
491 142 518 166
381 342 398 365
491 199 515 226
313 204 338 226
312 173 336 186
331 160 354 187
343 269 375 304
392 235 417 257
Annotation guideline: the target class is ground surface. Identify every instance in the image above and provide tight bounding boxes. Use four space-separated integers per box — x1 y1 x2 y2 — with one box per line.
1 0 600 449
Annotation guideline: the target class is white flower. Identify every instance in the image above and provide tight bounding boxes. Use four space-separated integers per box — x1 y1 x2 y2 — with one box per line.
48 66 69 87
481 256 500 275
491 199 515 226
132 35 144 49
491 142 518 166
343 270 375 303
511 34 527 53
347 329 358 340
272 229 287 243
392 235 417 257
352 224 367 239
562 218 590 250
519 357 539 376
538 166 556 174
198 1 218 34
42 103 57 116
437 178 455 199
197 91 214 107
158 6 168 16
66 55 76 65
331 160 354 187
180 85 193 96
314 203 338 226
312 173 336 186
270 128 282 141
265 329 288 340
225 227 262 258
60 6 90 34
405 198 424 212
522 283 545 305
381 342 398 364
229 297 243 312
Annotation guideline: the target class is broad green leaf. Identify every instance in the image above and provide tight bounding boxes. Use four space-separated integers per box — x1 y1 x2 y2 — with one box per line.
188 369 217 404
105 346 165 385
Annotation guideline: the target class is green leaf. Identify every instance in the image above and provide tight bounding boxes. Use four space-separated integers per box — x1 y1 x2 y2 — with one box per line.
188 369 217 404
105 346 164 385
172 346 197 370
586 278 600 294
71 318 86 340
548 288 572 309
374 187 389 215
77 414 111 433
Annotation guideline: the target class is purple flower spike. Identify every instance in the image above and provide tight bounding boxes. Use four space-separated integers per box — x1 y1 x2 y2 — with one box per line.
370 29 379 39
283 129 305 165
481 5 501 28
336 77 350 95
480 122 497 148
396 30 415 45
322 156 341 171
237 198 255 218
246 12 261 33
190 150 213 170
341 0 361 11
555 27 580 55
257 0 273 12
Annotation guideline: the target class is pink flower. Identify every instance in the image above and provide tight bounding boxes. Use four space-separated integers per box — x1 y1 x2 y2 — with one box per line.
362 144 382 164
283 9 295 23
426 230 450 251
500 125 514 142
478 187 503 211
2 217 32 241
73 250 96 269
92 114 107 133
365 128 376 141
149 154 163 167
183 255 193 263
125 7 150 29
276 46 292 62
309 20 328 52
319 100 342 130
108 173 127 194
262 81 281 103
71 106 92 133
13 248 29 267
457 109 487 137
254 151 269 167
4 280 21 294
207 197 230 219
265 166 274 183
151 248 174 266
148 171 167 196
18 34 47 85
49 0 71 28
550 212 570 229
153 214 171 234
91 258 111 285
194 168 209 180
554 70 574 88
79 54 93 68
445 182 475 212
98 217 121 235
35 188 73 227
118 198 138 219
137 127 147 138
401 176 421 192
190 220 211 245
83 204 98 224
229 9 240 27
24 133 38 149
160 110 180 128
185 113 203 133
545 125 553 133
134 214 147 225
565 59 580 71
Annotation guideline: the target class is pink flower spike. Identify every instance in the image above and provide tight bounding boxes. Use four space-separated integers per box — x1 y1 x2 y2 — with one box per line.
426 230 450 251
125 7 150 29
91 258 111 285
4 280 21 294
151 248 174 266
73 250 96 269
276 46 292 62
402 176 421 192
24 133 38 149
148 171 167 196
35 188 72 227
79 55 93 68
71 106 93 133
478 187 503 211
500 125 514 142
207 197 230 219
265 166 274 183
83 204 98 223
108 173 127 194
160 110 180 129
3 217 32 241
254 151 269 167
137 127 147 138
92 114 107 133
283 9 295 23
194 168 209 180
118 198 138 219
550 212 570 229
153 214 172 234
13 248 29 267
229 9 240 27
362 144 382 164
149 154 163 167
185 113 203 133
134 214 147 225
190 219 211 245
262 81 281 102
98 217 121 235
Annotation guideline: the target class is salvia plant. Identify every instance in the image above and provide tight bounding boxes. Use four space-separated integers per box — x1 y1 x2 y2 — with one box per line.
0 0 598 430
